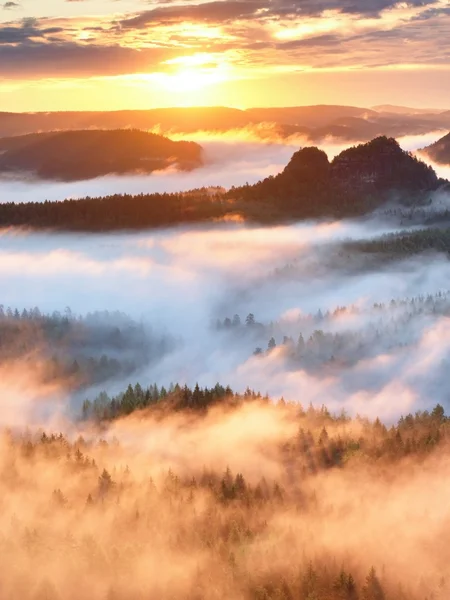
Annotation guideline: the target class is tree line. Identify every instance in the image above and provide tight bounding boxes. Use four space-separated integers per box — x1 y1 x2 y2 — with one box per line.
0 384 447 598
0 137 443 232
0 305 176 388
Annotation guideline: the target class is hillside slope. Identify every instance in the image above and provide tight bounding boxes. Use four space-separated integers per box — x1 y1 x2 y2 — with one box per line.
0 129 203 181
421 131 450 165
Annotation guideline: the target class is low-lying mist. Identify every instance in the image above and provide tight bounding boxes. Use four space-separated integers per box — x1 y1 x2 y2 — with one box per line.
2 210 450 421
1 395 450 600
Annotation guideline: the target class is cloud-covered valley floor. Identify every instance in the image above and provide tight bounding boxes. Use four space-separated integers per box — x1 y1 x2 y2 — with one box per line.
2 209 450 424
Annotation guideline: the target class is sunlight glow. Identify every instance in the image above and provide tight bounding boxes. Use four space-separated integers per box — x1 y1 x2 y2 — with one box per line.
161 66 231 92
176 24 226 40
154 55 233 93
273 11 342 40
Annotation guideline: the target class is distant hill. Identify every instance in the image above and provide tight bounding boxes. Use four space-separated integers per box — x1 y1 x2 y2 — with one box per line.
0 136 443 231
245 105 377 127
0 108 252 138
0 129 203 181
421 131 450 165
372 105 446 115
2 106 450 143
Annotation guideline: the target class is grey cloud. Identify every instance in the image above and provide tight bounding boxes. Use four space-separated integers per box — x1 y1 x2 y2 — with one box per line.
119 0 265 29
0 25 41 44
119 0 437 30
0 23 64 45
0 41 177 77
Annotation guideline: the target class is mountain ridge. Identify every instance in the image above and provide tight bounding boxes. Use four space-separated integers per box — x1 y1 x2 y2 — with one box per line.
0 135 444 231
1 106 450 143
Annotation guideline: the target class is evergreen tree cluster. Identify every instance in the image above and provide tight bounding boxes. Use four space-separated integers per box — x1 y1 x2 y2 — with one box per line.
0 305 176 388
217 291 450 369
0 392 447 599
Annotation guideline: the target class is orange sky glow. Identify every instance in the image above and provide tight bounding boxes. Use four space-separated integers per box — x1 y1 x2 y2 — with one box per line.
1 0 450 111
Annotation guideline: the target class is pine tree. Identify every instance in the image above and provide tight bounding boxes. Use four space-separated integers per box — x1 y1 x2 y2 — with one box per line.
268 337 276 351
362 568 385 600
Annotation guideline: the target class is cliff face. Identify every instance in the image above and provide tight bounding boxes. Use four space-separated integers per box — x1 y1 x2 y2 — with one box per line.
275 136 438 195
330 136 439 192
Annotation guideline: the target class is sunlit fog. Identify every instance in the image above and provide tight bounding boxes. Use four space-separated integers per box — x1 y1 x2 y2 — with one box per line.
2 97 450 599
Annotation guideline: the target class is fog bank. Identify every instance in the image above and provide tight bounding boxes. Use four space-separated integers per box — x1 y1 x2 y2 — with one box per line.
1 214 450 420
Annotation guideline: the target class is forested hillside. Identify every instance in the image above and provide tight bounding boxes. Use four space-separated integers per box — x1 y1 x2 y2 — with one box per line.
0 306 176 388
0 129 203 180
422 131 450 165
5 384 446 600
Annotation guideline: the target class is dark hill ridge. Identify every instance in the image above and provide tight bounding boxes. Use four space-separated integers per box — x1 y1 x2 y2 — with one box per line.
0 136 444 231
0 129 203 181
421 131 450 166
233 137 440 218
331 136 438 191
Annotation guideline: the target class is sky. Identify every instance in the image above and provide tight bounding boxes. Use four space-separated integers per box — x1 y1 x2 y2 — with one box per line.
1 0 450 111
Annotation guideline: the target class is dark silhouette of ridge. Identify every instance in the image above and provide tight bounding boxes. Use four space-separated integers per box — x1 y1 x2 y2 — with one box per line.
231 136 440 218
0 136 444 231
0 129 203 181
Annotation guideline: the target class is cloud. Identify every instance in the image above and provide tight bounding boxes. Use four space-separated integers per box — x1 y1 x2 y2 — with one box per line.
119 0 265 28
1 0 449 80
3 1 19 9
118 0 438 29
0 40 178 78
0 23 63 44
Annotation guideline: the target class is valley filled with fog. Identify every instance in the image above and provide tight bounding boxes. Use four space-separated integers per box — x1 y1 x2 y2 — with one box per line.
3 122 450 600
3 204 450 423
5 0 450 588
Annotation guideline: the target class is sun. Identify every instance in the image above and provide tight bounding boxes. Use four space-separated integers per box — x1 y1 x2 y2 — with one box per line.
114 53 233 106
161 67 226 92
160 53 232 93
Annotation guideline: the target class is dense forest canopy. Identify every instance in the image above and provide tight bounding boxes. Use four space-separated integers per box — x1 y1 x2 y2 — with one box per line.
2 384 449 600
217 290 450 366
1 121 450 600
0 306 176 389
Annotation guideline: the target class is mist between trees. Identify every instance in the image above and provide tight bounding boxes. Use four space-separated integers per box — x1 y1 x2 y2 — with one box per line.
0 384 449 600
